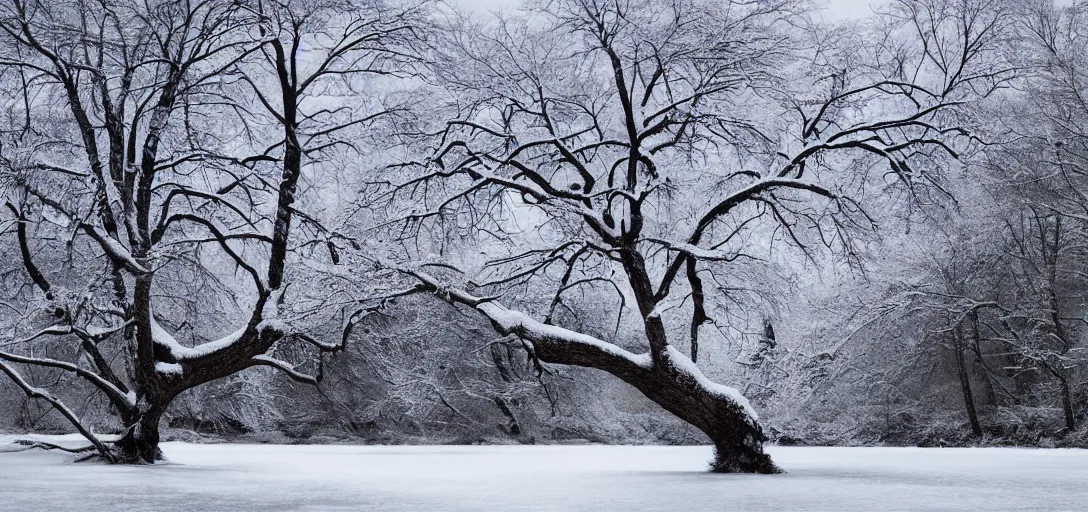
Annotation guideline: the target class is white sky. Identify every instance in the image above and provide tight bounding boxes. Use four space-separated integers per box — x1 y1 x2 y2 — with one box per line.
452 0 888 21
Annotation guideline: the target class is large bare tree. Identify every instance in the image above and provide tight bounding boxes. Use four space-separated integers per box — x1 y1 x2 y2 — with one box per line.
379 0 1010 472
0 0 420 463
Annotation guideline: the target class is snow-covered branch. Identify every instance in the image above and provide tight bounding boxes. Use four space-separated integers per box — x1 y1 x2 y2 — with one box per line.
406 267 651 369
250 355 319 386
404 267 760 424
0 360 116 462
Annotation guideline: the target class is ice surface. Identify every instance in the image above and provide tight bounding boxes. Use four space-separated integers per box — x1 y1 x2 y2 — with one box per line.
1 441 1086 511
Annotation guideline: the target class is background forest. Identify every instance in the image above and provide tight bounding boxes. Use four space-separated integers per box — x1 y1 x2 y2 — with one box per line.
2 0 1088 462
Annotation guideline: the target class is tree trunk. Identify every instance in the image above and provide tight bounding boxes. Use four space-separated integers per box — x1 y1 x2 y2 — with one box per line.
646 371 775 474
530 338 777 473
966 311 996 409
1058 375 1076 432
954 325 983 438
492 396 522 436
412 271 778 473
114 405 166 463
621 251 773 471
618 248 669 367
977 354 999 408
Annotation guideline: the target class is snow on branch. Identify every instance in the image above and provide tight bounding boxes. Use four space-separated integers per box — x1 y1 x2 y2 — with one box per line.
406 267 652 369
80 323 128 340
150 315 249 361
406 266 761 423
481 304 654 368
23 185 148 274
665 346 758 420
0 360 116 462
667 243 738 262
149 289 294 365
8 324 73 344
155 362 183 376
250 355 318 385
80 226 150 274
0 345 134 410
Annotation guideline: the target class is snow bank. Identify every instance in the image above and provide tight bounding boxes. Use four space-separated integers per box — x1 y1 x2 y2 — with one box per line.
0 433 120 450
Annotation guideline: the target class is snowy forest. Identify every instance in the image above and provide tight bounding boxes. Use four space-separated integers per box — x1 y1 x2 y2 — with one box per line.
2 0 1088 484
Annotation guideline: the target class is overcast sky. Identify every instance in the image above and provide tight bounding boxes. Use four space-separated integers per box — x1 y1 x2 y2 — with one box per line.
452 0 888 21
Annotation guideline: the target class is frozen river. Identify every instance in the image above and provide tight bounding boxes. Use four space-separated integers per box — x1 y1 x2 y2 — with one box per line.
1 442 1086 511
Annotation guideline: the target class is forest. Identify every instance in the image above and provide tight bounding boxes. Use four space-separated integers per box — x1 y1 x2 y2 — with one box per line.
0 0 1086 478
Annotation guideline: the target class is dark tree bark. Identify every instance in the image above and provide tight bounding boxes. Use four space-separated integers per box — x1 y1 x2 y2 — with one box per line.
503 308 775 472
492 397 522 436
410 270 778 473
1058 376 1076 432
1042 216 1077 432
954 324 983 438
114 404 167 463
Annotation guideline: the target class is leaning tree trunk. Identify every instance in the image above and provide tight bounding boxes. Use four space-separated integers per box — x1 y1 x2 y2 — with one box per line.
411 272 779 473
619 250 775 472
535 343 776 473
633 361 776 473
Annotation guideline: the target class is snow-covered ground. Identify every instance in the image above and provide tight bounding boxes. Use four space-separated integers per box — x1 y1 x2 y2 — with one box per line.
1 439 1086 511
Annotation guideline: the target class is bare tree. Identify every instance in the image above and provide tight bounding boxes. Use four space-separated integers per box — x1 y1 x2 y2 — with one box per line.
373 0 1009 472
1001 209 1083 432
0 0 421 462
836 204 1087 441
974 0 1088 434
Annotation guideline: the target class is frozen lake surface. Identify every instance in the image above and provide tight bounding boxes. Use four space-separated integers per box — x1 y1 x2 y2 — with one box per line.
1 440 1086 511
